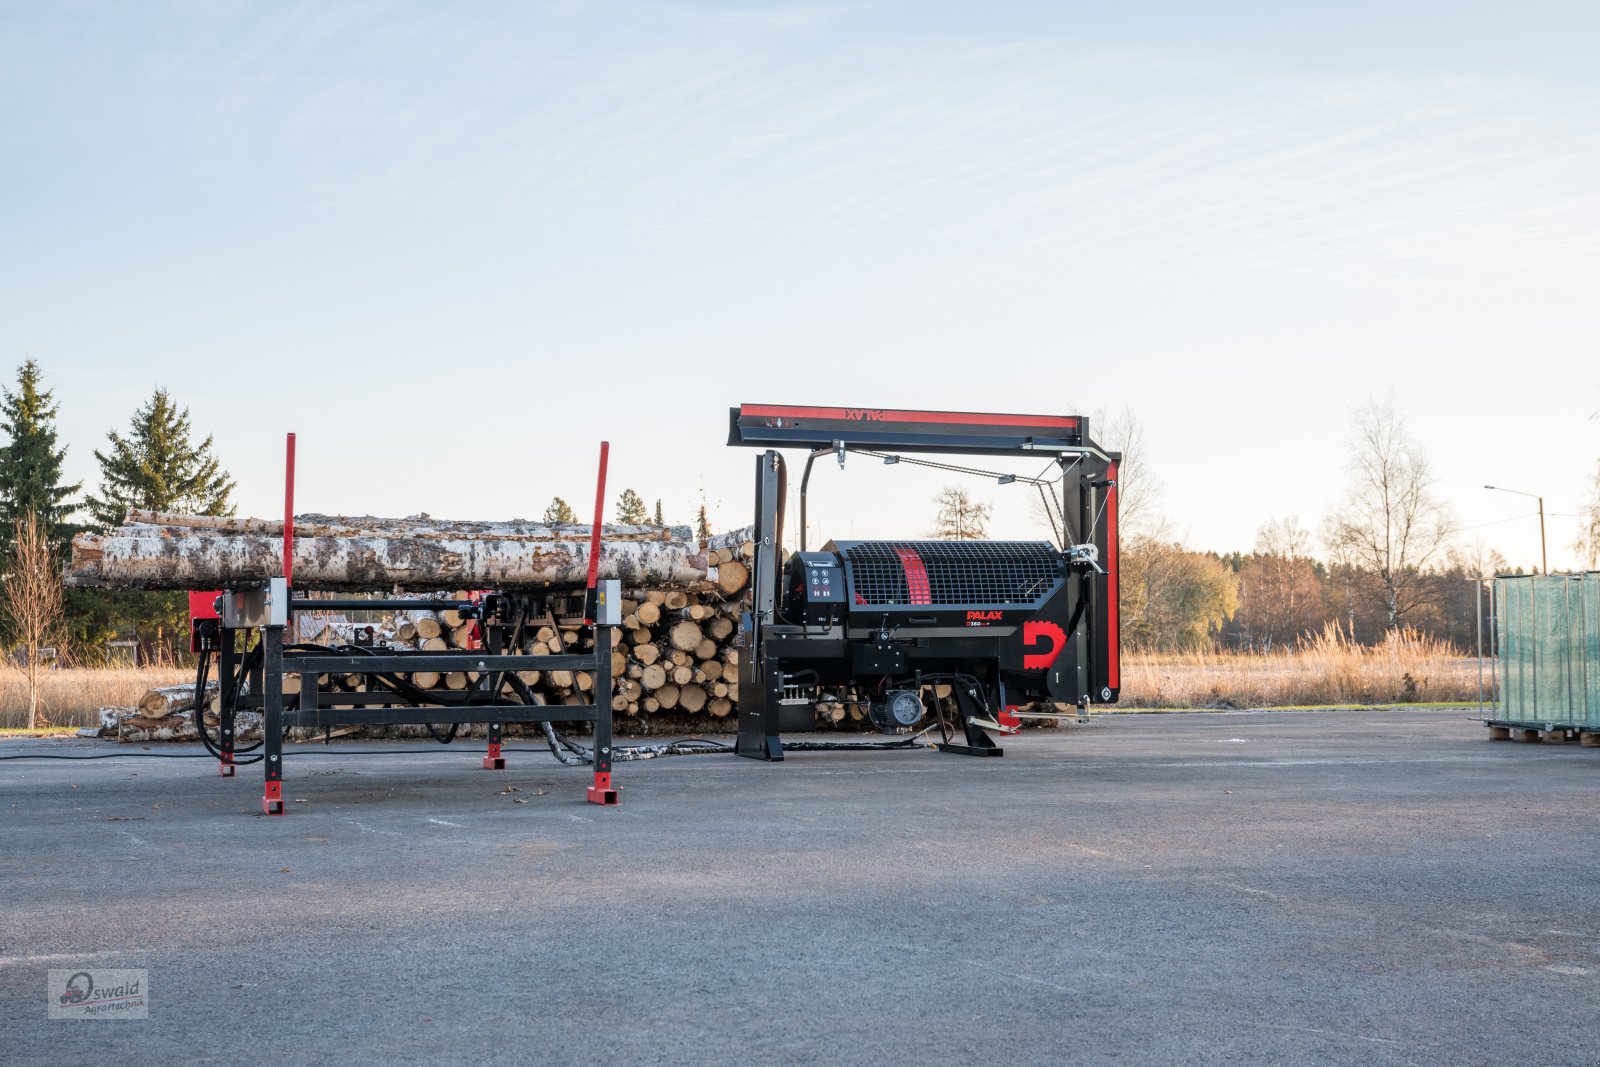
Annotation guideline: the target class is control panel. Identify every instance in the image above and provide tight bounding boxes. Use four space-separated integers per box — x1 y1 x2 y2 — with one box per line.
784 551 844 626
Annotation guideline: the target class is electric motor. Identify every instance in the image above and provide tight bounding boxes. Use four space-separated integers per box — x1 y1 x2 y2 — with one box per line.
868 689 924 732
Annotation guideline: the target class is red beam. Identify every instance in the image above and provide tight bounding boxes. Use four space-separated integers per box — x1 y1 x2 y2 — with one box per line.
283 432 296 585
587 441 609 590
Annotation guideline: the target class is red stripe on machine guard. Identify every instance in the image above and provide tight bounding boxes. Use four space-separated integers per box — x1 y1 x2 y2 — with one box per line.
895 547 932 605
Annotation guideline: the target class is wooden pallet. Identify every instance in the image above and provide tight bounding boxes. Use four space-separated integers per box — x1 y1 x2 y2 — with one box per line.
1487 723 1600 746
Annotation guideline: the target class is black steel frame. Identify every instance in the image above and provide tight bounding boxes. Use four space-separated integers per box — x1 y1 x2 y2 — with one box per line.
727 403 1121 762
213 591 615 814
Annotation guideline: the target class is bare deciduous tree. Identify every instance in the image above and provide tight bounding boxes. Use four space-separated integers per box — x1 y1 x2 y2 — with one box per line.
3 513 64 729
1323 399 1453 631
929 486 992 540
1031 407 1162 546
1236 517 1326 650
1576 463 1600 567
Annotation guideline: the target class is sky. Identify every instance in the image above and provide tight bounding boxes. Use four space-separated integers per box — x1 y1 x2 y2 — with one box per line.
2 1 1598 570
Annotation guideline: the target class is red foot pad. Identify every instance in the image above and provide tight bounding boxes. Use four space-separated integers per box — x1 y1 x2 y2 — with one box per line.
219 761 236 777
586 771 619 806
483 743 505 770
998 706 1022 730
262 781 284 816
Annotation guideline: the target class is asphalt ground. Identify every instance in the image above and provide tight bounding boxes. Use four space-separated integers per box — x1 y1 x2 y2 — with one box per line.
1 708 1597 1067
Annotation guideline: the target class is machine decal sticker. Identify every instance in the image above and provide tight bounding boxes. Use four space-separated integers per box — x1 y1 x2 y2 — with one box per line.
1022 620 1068 670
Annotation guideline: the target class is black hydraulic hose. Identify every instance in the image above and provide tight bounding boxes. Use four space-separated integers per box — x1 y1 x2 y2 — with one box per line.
335 642 459 743
192 647 268 766
784 735 927 751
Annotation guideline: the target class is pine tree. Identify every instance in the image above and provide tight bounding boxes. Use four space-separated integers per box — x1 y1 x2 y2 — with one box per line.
543 496 579 524
653 499 664 525
0 361 81 555
71 389 233 663
695 500 712 542
84 389 234 528
615 488 648 525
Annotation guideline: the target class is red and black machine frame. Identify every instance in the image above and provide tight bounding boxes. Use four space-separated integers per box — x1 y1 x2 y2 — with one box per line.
727 404 1120 761
192 435 621 814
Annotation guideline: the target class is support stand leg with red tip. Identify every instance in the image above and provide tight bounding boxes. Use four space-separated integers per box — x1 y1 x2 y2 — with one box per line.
261 623 286 815
483 722 505 770
584 441 619 806
586 622 618 805
261 432 294 816
218 640 237 777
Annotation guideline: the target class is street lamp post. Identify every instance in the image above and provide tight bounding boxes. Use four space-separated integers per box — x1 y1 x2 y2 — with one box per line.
1484 485 1547 574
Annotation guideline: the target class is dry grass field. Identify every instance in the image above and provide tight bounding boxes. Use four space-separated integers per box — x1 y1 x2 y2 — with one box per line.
1122 626 1488 708
0 666 188 730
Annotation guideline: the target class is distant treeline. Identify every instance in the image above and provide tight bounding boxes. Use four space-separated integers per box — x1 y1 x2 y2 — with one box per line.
0 361 1578 663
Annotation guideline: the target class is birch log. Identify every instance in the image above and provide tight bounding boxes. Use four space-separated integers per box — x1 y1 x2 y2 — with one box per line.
137 682 217 720
123 510 693 544
66 527 708 590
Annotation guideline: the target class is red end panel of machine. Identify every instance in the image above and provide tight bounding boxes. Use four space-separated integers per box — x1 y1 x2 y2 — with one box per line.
587 441 610 591
188 590 221 622
188 590 221 653
1105 462 1120 691
283 433 297 585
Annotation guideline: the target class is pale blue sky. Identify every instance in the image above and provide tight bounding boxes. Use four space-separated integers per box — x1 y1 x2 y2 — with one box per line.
3 2 1597 567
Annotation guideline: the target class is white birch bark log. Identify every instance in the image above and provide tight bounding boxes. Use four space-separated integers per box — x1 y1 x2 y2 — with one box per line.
66 528 709 590
122 510 693 544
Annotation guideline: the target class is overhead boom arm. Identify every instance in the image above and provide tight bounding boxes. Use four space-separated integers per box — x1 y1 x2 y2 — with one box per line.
728 404 1091 457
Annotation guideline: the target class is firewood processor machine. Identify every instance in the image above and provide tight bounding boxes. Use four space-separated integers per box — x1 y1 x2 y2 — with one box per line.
170 404 1117 815
727 403 1121 760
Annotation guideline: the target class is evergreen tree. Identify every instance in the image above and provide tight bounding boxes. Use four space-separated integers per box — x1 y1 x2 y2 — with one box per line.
695 501 712 542
615 488 648 525
543 496 579 524
68 390 234 663
84 389 234 528
653 499 664 525
0 361 81 555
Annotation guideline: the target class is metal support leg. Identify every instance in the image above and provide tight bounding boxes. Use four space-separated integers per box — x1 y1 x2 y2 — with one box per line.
938 681 1005 757
261 626 285 815
483 722 505 770
735 451 784 762
217 632 237 776
587 623 618 804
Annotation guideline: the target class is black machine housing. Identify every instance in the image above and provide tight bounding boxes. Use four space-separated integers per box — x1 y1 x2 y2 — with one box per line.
727 404 1120 761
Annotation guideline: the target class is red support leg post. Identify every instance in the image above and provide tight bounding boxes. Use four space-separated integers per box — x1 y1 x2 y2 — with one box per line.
586 771 618 806
262 780 283 816
283 433 296 586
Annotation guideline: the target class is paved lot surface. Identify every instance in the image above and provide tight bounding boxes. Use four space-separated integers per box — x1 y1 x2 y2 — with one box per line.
2 708 1597 1066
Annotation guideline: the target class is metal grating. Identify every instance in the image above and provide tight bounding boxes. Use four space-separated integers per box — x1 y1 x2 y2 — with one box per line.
839 541 1061 608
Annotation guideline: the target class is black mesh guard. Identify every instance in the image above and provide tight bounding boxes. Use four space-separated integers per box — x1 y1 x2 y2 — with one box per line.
835 541 1061 609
